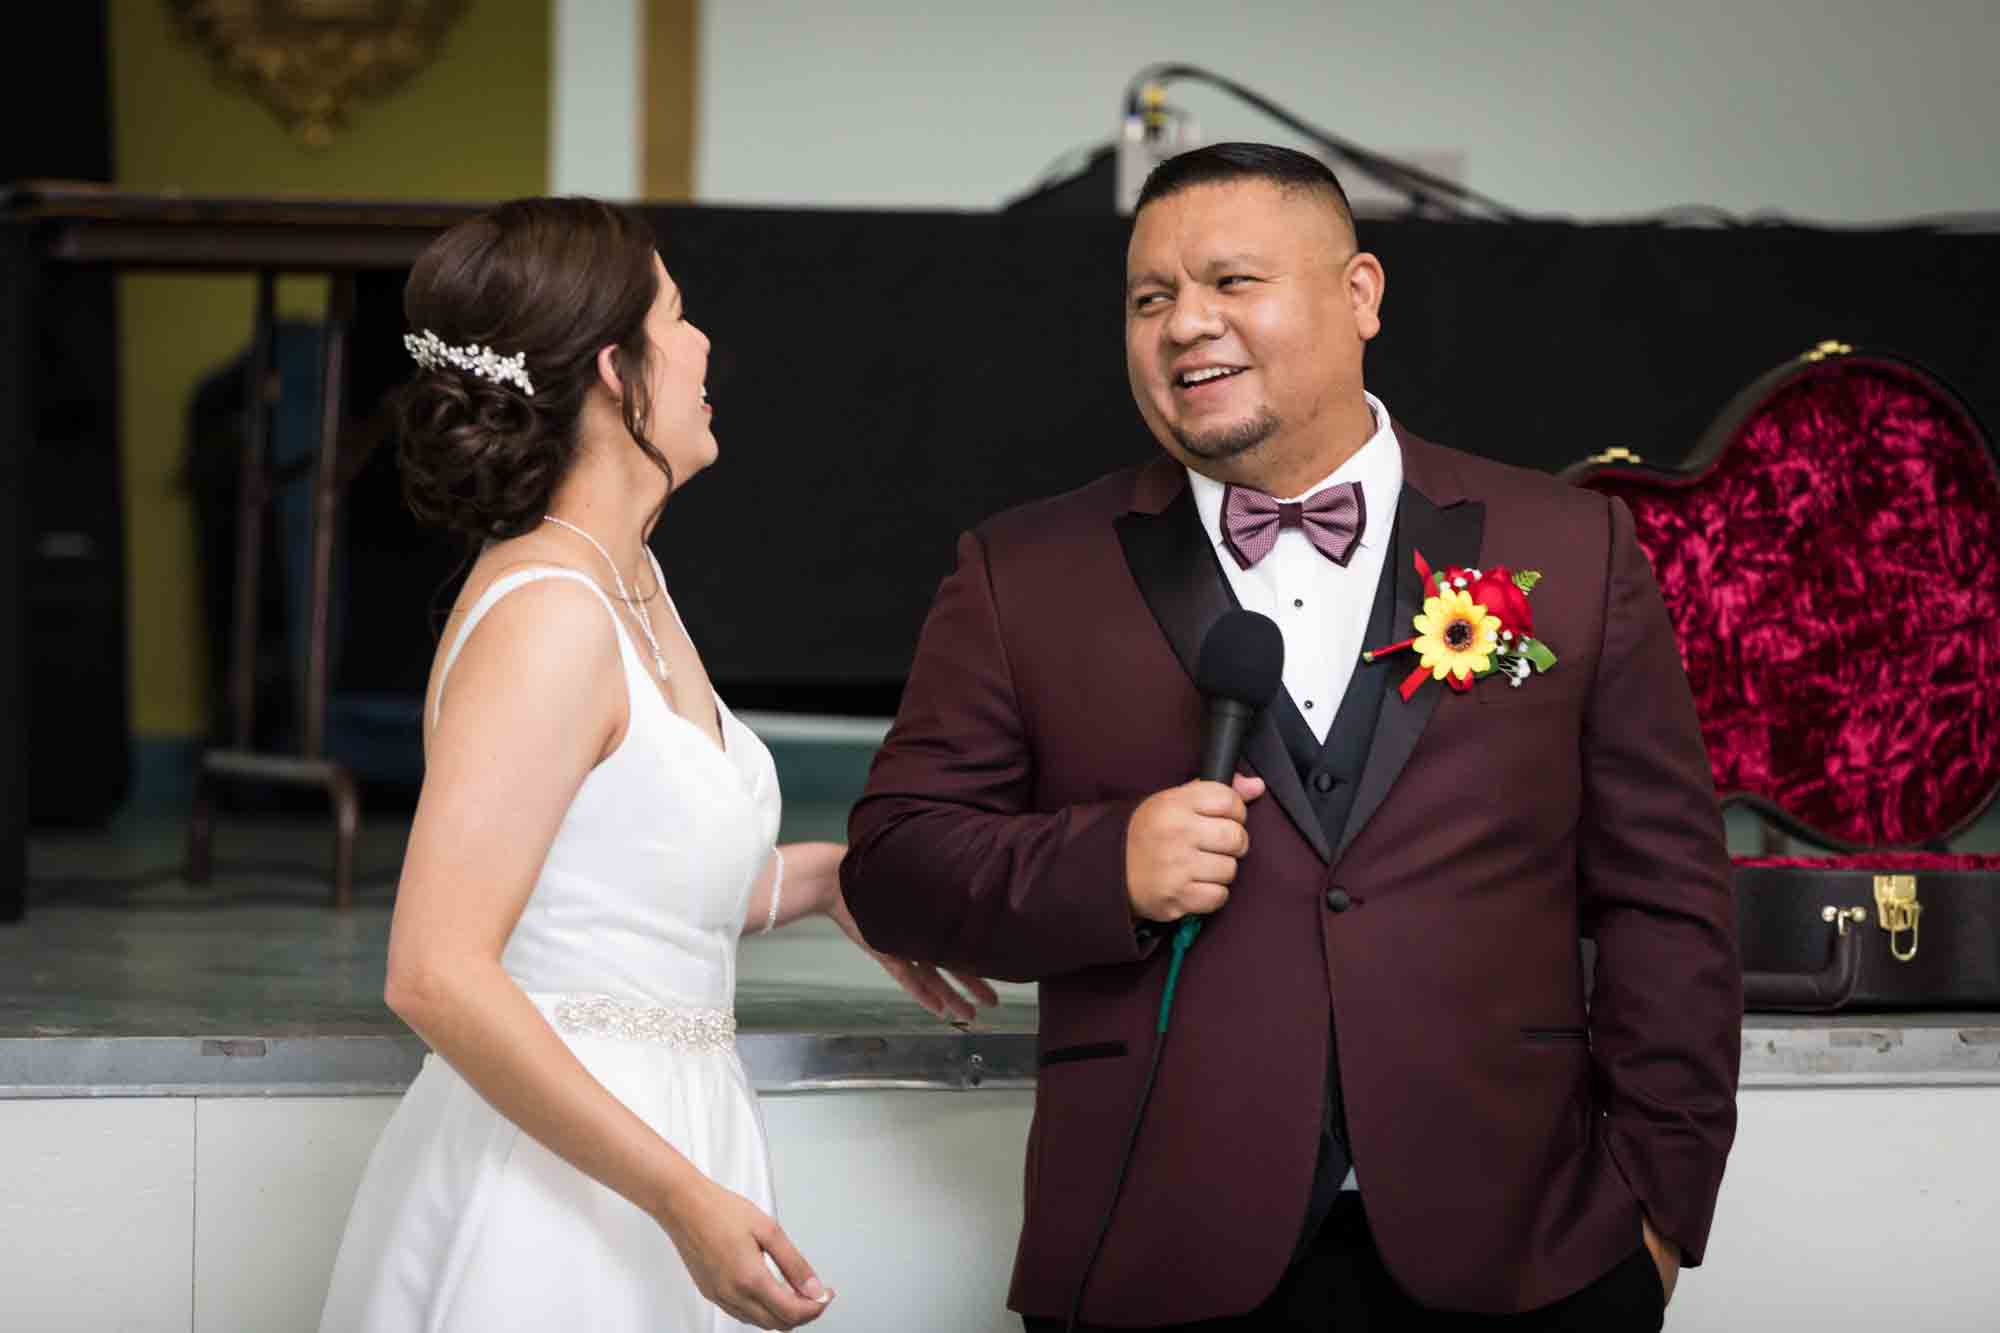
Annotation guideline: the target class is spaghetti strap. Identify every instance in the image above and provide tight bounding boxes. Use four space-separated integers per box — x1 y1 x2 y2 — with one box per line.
432 566 620 729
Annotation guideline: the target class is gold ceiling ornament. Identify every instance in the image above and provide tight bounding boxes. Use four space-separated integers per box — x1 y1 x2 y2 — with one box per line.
167 0 469 149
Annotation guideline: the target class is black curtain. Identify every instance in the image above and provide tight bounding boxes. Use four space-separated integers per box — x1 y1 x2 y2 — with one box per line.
3 0 126 834
328 207 1998 727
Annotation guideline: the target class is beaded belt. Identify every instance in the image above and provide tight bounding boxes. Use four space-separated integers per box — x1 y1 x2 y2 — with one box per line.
546 994 737 1051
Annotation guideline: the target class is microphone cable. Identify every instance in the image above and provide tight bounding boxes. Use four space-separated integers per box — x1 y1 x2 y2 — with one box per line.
1123 62 1525 222
1063 919 1204 1333
1063 610 1282 1331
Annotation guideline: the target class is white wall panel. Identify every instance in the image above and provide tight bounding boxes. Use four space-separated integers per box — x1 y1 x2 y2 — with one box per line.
0 1099 194 1333
192 1097 399 1333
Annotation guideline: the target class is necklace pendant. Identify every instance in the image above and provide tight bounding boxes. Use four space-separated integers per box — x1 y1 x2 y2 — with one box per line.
653 653 670 681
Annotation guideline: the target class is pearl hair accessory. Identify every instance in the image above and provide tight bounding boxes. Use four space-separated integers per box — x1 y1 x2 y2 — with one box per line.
403 329 535 396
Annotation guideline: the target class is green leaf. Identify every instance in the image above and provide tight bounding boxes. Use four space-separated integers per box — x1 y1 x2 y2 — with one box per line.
1522 638 1558 673
1513 570 1543 595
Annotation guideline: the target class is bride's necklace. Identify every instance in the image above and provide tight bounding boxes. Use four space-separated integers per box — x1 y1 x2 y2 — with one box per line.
541 514 671 681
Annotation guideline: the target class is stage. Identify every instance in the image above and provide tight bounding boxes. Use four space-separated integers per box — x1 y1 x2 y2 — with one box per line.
4 714 1041 1094
2 809 1039 1095
3 859 1993 1091
2 741 1047 1333
5 770 1999 1331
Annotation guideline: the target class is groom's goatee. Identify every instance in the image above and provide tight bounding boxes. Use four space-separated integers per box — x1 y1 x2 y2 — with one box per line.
1174 409 1281 461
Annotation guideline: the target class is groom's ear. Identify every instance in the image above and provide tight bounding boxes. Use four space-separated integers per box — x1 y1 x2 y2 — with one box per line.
1345 251 1386 343
594 344 624 400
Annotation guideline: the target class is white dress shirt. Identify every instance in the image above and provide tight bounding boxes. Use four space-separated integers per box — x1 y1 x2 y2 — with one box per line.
1186 392 1403 744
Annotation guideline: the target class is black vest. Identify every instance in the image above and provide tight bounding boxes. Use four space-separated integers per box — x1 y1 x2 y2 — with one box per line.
1269 539 1402 850
1246 529 1403 1260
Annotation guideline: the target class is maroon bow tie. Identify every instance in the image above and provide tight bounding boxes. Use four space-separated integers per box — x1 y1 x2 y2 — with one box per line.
1221 482 1366 570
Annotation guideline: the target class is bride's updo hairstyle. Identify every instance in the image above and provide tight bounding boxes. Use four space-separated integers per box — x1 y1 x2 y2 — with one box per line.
395 197 672 544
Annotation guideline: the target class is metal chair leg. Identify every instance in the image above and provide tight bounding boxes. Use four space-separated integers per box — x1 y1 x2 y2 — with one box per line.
188 271 371 907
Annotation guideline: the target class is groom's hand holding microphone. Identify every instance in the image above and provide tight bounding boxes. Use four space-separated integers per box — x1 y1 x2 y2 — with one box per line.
1125 774 1266 924
1125 609 1285 928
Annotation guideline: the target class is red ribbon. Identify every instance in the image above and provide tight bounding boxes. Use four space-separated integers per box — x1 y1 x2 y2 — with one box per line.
1367 550 1437 674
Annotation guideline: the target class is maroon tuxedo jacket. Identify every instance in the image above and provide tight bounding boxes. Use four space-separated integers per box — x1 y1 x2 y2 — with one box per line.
842 427 1739 1325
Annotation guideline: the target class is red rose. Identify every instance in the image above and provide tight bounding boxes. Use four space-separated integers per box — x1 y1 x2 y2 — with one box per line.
1468 566 1533 638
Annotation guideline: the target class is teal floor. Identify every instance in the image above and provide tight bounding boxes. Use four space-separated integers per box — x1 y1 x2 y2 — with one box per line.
10 731 1998 1043
5 728 1039 1041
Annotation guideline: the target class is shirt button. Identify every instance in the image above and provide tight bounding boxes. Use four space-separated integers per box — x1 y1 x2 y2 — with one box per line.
1325 886 1353 913
1293 598 1304 608
1303 700 1315 711
1311 770 1336 793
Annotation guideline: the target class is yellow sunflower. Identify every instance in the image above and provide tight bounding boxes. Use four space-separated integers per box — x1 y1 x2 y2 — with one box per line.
1412 587 1501 682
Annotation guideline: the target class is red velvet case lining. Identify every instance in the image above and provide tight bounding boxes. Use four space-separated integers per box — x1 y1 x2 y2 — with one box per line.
1586 358 2000 850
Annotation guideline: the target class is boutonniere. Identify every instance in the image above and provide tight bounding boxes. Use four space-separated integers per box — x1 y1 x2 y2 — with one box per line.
1364 552 1558 701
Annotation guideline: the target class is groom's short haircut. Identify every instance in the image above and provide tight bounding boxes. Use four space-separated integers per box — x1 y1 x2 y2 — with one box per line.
1134 142 1357 244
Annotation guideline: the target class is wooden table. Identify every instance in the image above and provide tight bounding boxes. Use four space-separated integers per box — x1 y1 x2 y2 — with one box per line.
1 184 483 917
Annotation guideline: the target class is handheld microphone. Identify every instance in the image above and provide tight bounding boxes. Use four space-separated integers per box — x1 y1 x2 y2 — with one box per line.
1165 610 1284 1000
1193 609 1286 785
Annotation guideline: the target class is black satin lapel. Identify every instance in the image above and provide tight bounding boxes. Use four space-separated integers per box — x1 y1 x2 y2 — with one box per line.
1334 486 1487 861
1114 493 1331 862
1113 491 1231 688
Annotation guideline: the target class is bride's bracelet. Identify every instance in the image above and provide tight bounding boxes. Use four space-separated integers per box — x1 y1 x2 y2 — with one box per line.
761 848 784 935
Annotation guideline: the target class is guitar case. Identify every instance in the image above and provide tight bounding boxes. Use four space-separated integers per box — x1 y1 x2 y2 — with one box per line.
1566 344 2000 1011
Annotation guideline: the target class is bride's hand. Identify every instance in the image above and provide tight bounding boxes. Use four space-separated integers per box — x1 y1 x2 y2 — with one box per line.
655 1176 832 1330
824 879 1001 1024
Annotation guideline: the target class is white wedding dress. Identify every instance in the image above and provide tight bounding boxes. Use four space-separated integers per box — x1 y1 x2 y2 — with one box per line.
320 566 782 1332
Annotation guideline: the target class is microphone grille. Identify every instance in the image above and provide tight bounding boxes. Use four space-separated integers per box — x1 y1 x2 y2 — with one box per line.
1194 609 1285 707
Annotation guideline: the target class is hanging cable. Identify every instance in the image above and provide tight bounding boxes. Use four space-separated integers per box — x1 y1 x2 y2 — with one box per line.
1123 62 1524 221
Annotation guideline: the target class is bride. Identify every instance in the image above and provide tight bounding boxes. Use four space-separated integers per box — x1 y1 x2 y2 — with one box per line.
319 197 996 1332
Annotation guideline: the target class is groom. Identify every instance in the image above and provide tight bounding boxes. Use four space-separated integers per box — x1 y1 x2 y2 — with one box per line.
841 144 1739 1330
